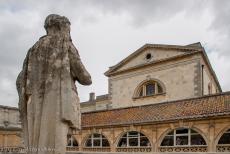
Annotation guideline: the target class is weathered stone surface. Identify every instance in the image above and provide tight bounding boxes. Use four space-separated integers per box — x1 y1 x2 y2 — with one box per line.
16 14 92 154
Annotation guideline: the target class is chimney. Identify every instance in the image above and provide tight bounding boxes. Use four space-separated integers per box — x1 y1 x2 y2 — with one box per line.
89 92 95 101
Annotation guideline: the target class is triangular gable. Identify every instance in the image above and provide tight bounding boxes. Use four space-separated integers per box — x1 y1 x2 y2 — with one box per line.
105 43 202 76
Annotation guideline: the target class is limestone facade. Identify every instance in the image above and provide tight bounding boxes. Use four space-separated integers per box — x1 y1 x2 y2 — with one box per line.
1 42 229 153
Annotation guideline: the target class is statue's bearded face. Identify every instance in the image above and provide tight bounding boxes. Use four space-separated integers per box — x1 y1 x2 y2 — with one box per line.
44 14 71 35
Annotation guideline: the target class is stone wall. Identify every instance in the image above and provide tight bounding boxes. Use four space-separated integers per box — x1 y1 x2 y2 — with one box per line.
110 54 202 108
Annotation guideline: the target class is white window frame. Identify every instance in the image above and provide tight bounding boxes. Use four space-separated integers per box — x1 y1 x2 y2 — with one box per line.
119 132 150 147
86 134 109 148
161 128 206 147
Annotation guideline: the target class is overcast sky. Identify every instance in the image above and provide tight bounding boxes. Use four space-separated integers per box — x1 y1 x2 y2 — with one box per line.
0 0 230 107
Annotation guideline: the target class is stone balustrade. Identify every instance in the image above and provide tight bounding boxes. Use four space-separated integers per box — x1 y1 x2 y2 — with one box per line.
116 147 152 152
159 146 208 152
216 144 230 152
82 147 111 152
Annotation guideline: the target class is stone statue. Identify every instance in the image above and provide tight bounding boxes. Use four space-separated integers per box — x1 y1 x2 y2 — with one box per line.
16 14 92 154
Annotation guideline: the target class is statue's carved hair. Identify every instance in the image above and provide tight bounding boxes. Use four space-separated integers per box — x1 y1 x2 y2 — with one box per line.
44 14 70 30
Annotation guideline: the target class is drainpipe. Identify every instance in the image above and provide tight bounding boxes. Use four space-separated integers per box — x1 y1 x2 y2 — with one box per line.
201 65 204 96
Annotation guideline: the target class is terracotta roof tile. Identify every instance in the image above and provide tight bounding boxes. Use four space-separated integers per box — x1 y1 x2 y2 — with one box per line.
82 92 230 128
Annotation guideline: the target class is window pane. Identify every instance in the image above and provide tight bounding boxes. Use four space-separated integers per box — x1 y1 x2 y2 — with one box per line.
218 133 230 144
128 131 138 137
191 129 198 134
191 134 206 145
176 136 188 145
176 129 188 134
161 136 174 146
102 139 110 147
86 139 92 147
72 139 78 146
140 137 150 146
157 84 163 93
93 139 101 147
118 138 127 147
146 83 155 96
93 134 101 138
129 138 138 146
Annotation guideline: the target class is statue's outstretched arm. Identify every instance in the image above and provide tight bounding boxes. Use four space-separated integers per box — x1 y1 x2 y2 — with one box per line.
68 44 92 85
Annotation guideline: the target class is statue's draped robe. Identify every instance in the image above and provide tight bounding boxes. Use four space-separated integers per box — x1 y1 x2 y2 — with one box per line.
17 34 91 154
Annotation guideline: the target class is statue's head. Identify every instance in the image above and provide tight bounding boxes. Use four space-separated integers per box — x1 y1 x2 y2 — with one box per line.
44 14 71 36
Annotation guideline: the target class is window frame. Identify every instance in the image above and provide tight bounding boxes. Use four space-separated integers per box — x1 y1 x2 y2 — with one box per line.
160 128 207 147
67 135 78 147
217 129 230 145
118 131 151 147
85 133 110 148
133 80 165 99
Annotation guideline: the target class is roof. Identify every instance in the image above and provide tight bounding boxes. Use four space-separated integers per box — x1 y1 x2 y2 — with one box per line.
82 92 230 128
0 105 19 110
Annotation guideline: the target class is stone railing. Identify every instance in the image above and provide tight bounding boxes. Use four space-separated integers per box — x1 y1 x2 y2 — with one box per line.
0 146 24 153
159 146 208 152
66 146 79 151
82 147 111 152
116 147 152 152
217 144 230 152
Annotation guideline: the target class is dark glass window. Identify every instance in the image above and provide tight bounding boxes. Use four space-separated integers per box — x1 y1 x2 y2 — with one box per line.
67 135 78 147
161 128 207 147
146 83 155 96
176 136 188 145
176 129 188 134
86 139 92 147
218 129 230 144
118 132 151 147
136 80 164 97
191 134 206 145
118 138 127 147
129 138 138 146
85 134 110 147
161 136 174 146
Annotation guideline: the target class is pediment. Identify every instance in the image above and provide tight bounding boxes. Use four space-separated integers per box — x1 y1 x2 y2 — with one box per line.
105 43 202 76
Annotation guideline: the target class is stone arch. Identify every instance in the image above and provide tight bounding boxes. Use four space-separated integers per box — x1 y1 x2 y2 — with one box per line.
115 130 152 147
133 78 166 98
81 132 111 147
158 126 208 147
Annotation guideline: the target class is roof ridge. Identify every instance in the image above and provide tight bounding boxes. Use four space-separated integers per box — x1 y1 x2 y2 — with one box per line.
82 91 230 114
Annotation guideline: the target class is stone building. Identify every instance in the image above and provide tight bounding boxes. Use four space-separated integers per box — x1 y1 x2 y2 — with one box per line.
1 42 230 153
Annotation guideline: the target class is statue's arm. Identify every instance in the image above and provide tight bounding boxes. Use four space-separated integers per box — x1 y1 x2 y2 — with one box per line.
16 49 30 111
69 44 92 85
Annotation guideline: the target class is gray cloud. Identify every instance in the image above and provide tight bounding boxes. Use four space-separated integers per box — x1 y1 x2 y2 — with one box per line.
0 0 230 107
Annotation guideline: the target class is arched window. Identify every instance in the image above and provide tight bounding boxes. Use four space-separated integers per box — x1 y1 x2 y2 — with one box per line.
118 131 151 147
161 128 206 147
85 133 110 147
218 129 230 144
135 80 164 98
67 135 78 147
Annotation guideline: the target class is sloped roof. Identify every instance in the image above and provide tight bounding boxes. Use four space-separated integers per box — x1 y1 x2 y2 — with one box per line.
82 92 230 128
